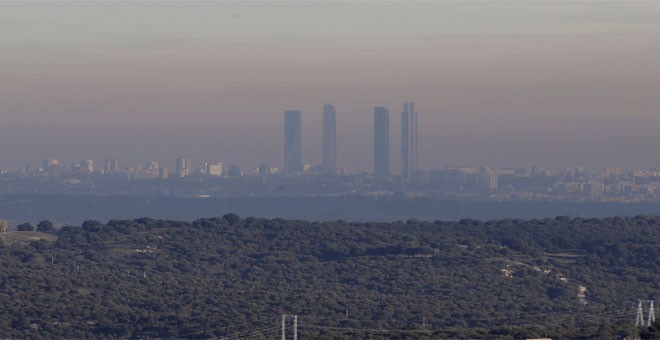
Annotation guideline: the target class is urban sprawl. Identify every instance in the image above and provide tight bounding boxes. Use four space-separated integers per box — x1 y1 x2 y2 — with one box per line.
3 103 659 203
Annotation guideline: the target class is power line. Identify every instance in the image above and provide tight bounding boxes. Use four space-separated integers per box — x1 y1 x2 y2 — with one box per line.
223 325 280 340
173 314 279 339
300 324 437 334
297 305 635 337
230 328 280 340
302 304 633 327
176 301 647 339
299 311 633 338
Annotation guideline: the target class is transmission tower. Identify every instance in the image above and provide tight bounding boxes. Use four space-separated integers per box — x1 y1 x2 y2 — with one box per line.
635 299 656 327
636 300 645 327
648 300 656 327
281 314 298 340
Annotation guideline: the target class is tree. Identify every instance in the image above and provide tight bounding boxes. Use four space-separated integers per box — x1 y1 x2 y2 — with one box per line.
222 213 240 225
37 220 55 233
16 223 34 232
82 220 104 232
0 220 8 233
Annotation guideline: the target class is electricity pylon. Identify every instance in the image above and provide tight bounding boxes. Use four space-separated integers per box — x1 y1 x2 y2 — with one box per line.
281 314 298 340
636 300 645 327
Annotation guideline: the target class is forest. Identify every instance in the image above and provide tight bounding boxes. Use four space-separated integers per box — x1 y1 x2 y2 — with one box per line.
2 214 660 339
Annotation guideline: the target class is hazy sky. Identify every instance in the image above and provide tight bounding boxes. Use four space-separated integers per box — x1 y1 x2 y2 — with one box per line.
2 1 660 173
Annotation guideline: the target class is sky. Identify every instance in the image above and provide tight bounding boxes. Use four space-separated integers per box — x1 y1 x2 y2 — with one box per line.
1 1 660 173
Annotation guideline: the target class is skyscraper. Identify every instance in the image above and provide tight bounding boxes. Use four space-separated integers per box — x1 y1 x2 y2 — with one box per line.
206 162 223 176
104 158 119 173
284 110 302 174
176 157 192 177
322 104 337 174
401 102 419 180
81 160 94 174
374 106 390 177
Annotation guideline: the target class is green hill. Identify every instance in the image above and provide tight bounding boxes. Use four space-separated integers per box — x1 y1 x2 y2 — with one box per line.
1 215 659 339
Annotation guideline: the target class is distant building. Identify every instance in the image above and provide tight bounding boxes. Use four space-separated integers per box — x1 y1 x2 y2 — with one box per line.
42 159 61 172
207 162 223 177
401 102 419 180
604 167 623 179
227 164 242 177
81 160 94 174
104 158 119 173
284 110 302 174
373 106 390 177
322 104 337 174
143 161 160 178
258 163 271 176
176 157 192 177
480 171 499 190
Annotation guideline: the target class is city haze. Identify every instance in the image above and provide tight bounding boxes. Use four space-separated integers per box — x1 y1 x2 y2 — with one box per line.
2 1 660 172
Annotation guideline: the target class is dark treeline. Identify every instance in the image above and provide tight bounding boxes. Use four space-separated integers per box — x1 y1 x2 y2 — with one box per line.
2 215 660 339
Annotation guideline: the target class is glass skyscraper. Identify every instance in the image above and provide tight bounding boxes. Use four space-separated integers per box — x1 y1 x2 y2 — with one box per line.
401 102 418 180
322 104 337 174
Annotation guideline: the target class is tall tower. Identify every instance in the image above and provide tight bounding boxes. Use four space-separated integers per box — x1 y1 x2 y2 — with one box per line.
374 106 390 177
322 104 337 174
176 157 192 177
104 158 119 173
284 110 302 174
401 102 419 180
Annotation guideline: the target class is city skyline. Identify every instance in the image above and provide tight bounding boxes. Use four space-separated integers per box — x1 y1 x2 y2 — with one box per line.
3 3 660 338
15 154 660 179
6 94 660 175
10 153 660 207
287 102 419 177
2 2 660 172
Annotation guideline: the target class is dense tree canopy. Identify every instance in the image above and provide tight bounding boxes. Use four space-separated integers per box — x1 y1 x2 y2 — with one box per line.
15 223 34 232
1 215 659 338
36 220 55 233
